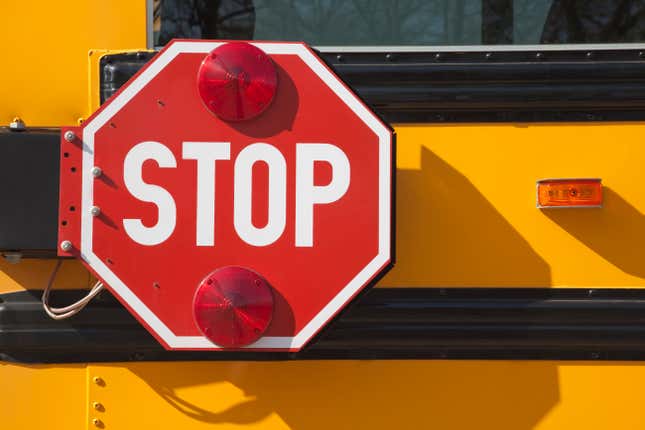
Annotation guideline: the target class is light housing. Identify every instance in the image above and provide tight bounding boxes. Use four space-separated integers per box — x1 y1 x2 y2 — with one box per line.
193 266 274 347
537 178 603 208
197 42 278 121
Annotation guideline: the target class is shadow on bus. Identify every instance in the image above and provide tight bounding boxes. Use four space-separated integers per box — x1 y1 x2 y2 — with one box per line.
128 360 559 429
543 187 645 279
381 146 551 287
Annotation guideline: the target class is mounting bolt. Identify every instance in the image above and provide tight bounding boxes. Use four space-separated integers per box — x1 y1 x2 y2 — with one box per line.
9 117 26 131
93 376 104 385
92 402 104 411
91 166 103 178
64 130 76 142
92 418 103 427
60 240 73 252
90 206 101 217
3 252 22 264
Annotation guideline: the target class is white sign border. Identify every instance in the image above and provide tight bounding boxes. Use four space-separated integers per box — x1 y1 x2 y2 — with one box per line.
81 40 391 350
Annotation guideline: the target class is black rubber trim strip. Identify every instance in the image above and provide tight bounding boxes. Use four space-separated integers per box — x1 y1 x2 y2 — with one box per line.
4 288 645 363
102 48 645 122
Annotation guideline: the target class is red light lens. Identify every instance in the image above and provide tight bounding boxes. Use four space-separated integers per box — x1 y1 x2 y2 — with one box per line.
193 266 274 347
197 42 278 121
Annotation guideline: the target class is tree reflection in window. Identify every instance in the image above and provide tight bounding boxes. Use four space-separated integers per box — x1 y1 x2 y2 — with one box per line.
153 0 645 47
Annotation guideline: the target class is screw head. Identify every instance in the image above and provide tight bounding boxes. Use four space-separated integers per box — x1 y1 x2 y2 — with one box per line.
60 240 73 252
91 166 103 178
90 206 101 217
64 131 76 142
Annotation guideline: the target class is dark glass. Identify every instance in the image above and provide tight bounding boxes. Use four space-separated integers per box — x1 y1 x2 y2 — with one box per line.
154 0 645 46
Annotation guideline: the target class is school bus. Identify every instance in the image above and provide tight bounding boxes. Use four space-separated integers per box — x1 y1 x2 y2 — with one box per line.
4 1 645 429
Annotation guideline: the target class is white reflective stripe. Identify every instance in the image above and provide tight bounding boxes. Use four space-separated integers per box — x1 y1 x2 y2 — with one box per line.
316 42 645 52
182 142 231 246
123 141 177 246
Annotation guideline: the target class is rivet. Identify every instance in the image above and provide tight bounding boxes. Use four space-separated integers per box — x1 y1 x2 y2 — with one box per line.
434 53 442 60
64 131 76 142
92 418 103 427
93 376 104 385
93 402 104 411
91 167 103 178
60 240 72 252
586 51 594 59
335 54 344 62
485 52 493 60
90 206 101 217
535 52 544 60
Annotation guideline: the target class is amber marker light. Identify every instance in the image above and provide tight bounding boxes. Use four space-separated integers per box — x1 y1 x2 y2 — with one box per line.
537 178 603 208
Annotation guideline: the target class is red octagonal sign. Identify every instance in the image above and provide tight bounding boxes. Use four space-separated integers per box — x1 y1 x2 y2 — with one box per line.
58 40 394 351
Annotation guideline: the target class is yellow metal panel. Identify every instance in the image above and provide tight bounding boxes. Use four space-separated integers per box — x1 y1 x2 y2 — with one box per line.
382 123 645 288
81 361 645 430
0 363 86 430
0 0 147 127
0 259 92 294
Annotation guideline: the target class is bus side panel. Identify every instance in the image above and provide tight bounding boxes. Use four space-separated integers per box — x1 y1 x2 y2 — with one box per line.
83 361 643 430
385 123 645 288
0 0 146 127
1 363 86 429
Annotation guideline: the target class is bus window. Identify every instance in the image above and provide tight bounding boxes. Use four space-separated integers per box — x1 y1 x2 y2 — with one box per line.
153 0 645 47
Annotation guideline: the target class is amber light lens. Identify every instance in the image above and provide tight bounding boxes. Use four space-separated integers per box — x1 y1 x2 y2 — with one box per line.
193 266 274 348
197 42 278 121
537 179 603 208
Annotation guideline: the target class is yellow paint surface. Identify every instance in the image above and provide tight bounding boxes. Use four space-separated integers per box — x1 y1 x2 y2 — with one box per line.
0 0 146 127
0 363 86 430
6 360 645 430
382 123 645 288
0 258 92 293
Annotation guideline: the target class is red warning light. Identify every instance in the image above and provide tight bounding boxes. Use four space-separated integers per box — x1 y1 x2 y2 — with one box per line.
193 266 274 347
197 42 278 121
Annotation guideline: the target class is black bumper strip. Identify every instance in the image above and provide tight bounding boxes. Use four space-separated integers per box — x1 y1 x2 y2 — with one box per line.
4 288 645 362
103 49 645 123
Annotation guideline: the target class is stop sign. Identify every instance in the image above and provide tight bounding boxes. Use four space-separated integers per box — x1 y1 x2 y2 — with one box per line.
58 40 393 351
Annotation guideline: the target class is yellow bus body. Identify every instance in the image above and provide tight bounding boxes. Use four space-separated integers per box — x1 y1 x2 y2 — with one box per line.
3 1 645 429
